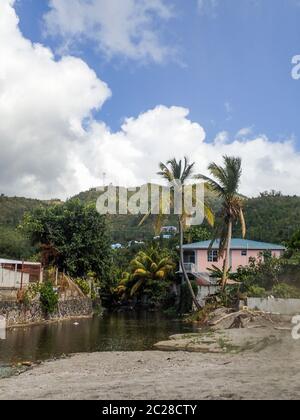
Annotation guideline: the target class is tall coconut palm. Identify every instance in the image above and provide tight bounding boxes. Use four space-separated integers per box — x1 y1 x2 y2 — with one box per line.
196 156 246 290
156 157 214 310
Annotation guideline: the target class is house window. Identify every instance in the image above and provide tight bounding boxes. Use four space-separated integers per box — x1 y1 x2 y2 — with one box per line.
184 251 196 264
241 250 247 256
208 250 218 262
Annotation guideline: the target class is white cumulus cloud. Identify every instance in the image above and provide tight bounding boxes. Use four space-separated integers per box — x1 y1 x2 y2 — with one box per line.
43 0 174 63
0 0 300 200
0 0 111 198
236 127 253 138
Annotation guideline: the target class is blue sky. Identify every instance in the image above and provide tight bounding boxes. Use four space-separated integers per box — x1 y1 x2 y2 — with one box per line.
15 0 300 145
1 0 300 198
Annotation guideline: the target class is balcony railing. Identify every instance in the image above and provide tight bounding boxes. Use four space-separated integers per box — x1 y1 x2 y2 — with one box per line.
179 263 196 273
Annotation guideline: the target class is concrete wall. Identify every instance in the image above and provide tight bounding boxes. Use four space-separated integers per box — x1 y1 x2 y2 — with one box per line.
0 268 30 289
248 297 300 316
197 285 219 306
196 249 282 273
0 315 5 340
0 297 93 327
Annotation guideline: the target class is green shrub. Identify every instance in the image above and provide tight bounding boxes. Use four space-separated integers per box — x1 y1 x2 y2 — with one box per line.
272 284 300 299
236 253 284 291
185 303 217 323
39 282 58 314
75 278 90 296
90 285 97 300
205 286 242 309
22 283 40 306
247 286 267 298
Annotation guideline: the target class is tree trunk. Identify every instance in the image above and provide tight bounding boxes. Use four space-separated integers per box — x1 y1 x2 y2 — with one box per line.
221 219 232 290
179 219 201 311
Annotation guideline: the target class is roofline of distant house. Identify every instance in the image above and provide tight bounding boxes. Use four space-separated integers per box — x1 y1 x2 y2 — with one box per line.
182 239 286 251
182 245 286 250
0 259 41 266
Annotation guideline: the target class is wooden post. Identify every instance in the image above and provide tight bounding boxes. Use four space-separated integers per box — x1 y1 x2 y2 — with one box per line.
20 261 24 290
14 263 17 289
39 266 43 284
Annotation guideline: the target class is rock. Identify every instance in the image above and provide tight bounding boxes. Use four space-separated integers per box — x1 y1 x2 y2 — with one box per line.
154 331 228 354
154 327 285 355
169 333 201 341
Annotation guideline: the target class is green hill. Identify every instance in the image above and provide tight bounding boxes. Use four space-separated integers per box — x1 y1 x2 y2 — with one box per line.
72 184 220 243
240 192 300 244
0 195 54 226
0 189 299 259
73 188 300 245
0 195 61 259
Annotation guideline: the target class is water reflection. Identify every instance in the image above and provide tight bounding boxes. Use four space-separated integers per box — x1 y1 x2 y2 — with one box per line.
0 311 195 364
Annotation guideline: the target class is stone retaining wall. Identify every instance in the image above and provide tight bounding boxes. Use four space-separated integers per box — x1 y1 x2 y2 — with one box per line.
0 297 93 327
0 289 18 302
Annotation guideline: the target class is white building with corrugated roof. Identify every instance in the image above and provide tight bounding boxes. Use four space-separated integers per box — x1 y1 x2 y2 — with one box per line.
0 259 42 290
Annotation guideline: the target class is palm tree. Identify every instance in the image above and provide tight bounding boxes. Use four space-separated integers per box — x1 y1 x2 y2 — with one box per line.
196 156 246 290
156 157 214 310
129 247 175 296
116 247 175 298
115 272 132 297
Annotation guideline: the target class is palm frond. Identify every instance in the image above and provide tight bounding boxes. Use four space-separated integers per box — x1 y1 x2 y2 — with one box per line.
182 156 195 183
156 270 166 279
130 260 145 271
132 269 151 280
204 203 215 227
138 211 150 227
156 257 174 271
130 279 145 296
157 162 174 183
167 158 181 180
195 173 225 196
208 162 228 189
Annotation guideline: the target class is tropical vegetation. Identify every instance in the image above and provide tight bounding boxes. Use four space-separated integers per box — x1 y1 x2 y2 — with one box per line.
39 281 59 314
1 156 300 315
21 199 113 294
197 156 246 289
231 252 300 299
1 190 300 261
139 157 214 310
115 245 175 306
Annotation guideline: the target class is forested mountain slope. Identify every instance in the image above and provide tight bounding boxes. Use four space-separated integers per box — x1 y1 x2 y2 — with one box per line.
0 190 298 259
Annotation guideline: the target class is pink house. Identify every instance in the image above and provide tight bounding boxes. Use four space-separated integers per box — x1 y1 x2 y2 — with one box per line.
182 238 285 277
180 239 286 305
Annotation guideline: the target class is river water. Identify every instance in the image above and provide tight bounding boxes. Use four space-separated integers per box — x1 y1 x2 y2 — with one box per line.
0 312 196 367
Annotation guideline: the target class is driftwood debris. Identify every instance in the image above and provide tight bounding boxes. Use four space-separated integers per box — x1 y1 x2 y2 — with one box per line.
208 307 275 330
209 310 246 327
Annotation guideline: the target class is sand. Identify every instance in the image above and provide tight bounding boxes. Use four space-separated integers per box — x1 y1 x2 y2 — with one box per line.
0 327 300 400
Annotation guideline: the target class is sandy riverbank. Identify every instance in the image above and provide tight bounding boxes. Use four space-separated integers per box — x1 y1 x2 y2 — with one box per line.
0 326 300 400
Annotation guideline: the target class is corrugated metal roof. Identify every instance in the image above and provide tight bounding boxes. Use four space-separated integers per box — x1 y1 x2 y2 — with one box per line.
182 238 286 251
0 258 41 266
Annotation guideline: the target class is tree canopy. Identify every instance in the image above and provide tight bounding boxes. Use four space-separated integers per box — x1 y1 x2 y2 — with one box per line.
21 200 113 288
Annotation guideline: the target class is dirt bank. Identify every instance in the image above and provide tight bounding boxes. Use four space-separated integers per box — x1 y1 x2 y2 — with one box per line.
0 327 299 400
